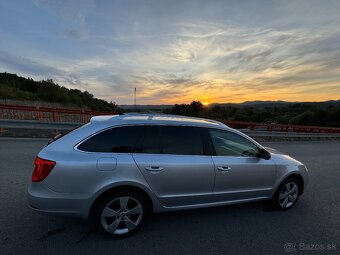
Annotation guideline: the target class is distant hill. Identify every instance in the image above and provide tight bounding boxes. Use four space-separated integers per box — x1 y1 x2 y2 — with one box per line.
0 72 118 111
122 100 340 110
209 100 290 108
212 100 340 108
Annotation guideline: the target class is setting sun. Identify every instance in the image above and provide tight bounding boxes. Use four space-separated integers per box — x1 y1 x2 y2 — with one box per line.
202 101 209 106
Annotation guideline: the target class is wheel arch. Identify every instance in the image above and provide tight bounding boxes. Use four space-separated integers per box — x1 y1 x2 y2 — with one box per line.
88 184 154 220
274 173 305 197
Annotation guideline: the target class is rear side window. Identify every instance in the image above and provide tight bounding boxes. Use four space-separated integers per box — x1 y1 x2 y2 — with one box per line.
160 126 204 155
77 126 143 153
134 126 161 154
136 126 205 155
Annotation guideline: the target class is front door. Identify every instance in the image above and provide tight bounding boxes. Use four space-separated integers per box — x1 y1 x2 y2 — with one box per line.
208 129 276 202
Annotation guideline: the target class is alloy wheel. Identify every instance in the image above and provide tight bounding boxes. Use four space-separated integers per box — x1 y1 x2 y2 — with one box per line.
279 182 299 209
100 196 143 235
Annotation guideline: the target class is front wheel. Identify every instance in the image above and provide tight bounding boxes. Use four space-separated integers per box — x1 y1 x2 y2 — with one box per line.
96 191 147 238
273 178 301 210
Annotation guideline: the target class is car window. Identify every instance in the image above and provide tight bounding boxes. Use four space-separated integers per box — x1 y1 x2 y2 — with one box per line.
135 126 205 155
77 126 143 153
160 126 204 155
134 126 161 154
209 129 259 157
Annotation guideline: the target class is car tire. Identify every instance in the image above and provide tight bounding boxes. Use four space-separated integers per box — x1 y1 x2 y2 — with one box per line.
273 178 301 210
95 191 148 239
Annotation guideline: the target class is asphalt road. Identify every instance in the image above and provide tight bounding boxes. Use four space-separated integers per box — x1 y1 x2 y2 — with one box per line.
0 138 339 255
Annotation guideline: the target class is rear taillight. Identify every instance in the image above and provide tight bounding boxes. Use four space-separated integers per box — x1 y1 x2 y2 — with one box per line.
32 157 56 182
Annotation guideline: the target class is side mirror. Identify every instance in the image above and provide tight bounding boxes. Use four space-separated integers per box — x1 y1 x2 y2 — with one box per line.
259 148 271 160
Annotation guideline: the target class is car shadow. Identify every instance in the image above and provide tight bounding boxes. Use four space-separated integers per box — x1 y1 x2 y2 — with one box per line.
33 200 280 243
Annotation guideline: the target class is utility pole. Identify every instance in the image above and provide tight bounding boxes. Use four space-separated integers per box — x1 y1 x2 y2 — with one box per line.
134 87 136 111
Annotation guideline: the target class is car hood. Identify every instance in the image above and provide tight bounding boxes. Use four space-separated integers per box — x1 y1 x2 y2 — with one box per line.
264 146 303 165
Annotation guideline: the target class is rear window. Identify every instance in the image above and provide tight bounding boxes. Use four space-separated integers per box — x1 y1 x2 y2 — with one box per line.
77 126 143 153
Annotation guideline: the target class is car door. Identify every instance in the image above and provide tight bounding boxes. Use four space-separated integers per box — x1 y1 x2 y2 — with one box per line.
208 128 276 202
133 125 215 207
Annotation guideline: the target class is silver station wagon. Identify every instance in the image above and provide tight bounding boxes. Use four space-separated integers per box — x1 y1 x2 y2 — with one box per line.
28 114 308 238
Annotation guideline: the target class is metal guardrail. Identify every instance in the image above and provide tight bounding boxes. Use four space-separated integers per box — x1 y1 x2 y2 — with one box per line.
243 130 340 139
0 104 117 123
1 104 340 133
0 119 82 130
1 119 340 139
0 104 117 115
220 120 340 133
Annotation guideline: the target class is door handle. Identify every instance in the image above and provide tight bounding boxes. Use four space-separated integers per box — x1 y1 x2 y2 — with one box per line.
217 166 231 172
145 166 164 172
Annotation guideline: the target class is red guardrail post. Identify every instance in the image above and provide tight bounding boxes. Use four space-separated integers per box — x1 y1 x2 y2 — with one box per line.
52 112 57 122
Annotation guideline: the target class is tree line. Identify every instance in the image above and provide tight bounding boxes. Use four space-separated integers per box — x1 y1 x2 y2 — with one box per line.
0 72 118 111
163 101 340 127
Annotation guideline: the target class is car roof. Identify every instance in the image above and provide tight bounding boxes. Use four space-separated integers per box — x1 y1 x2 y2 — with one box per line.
90 113 227 128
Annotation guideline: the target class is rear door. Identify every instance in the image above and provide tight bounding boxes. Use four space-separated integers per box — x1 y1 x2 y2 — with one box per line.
133 125 215 207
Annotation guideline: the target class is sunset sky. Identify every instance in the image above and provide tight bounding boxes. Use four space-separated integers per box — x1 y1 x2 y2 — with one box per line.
1 0 340 104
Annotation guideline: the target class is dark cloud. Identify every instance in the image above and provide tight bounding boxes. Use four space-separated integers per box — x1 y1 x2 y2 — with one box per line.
64 29 86 40
0 51 65 77
0 51 86 90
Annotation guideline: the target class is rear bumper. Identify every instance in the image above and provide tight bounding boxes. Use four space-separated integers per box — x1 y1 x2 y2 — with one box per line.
28 183 92 218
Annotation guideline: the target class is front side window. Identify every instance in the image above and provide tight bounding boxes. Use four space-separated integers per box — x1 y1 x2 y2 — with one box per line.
77 126 143 153
209 129 259 157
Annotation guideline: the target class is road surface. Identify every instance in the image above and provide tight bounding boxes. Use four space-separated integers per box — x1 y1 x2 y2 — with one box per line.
0 138 339 255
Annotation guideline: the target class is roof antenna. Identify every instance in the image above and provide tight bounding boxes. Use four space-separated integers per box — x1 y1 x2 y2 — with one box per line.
134 87 137 111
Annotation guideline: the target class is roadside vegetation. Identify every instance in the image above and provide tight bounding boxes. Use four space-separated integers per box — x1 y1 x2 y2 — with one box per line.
0 72 118 111
164 101 340 127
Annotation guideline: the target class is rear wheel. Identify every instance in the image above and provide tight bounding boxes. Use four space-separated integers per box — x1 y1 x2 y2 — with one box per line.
96 191 147 238
273 178 301 210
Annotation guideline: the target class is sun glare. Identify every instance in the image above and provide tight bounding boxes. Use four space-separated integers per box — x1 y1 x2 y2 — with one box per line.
202 101 209 106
